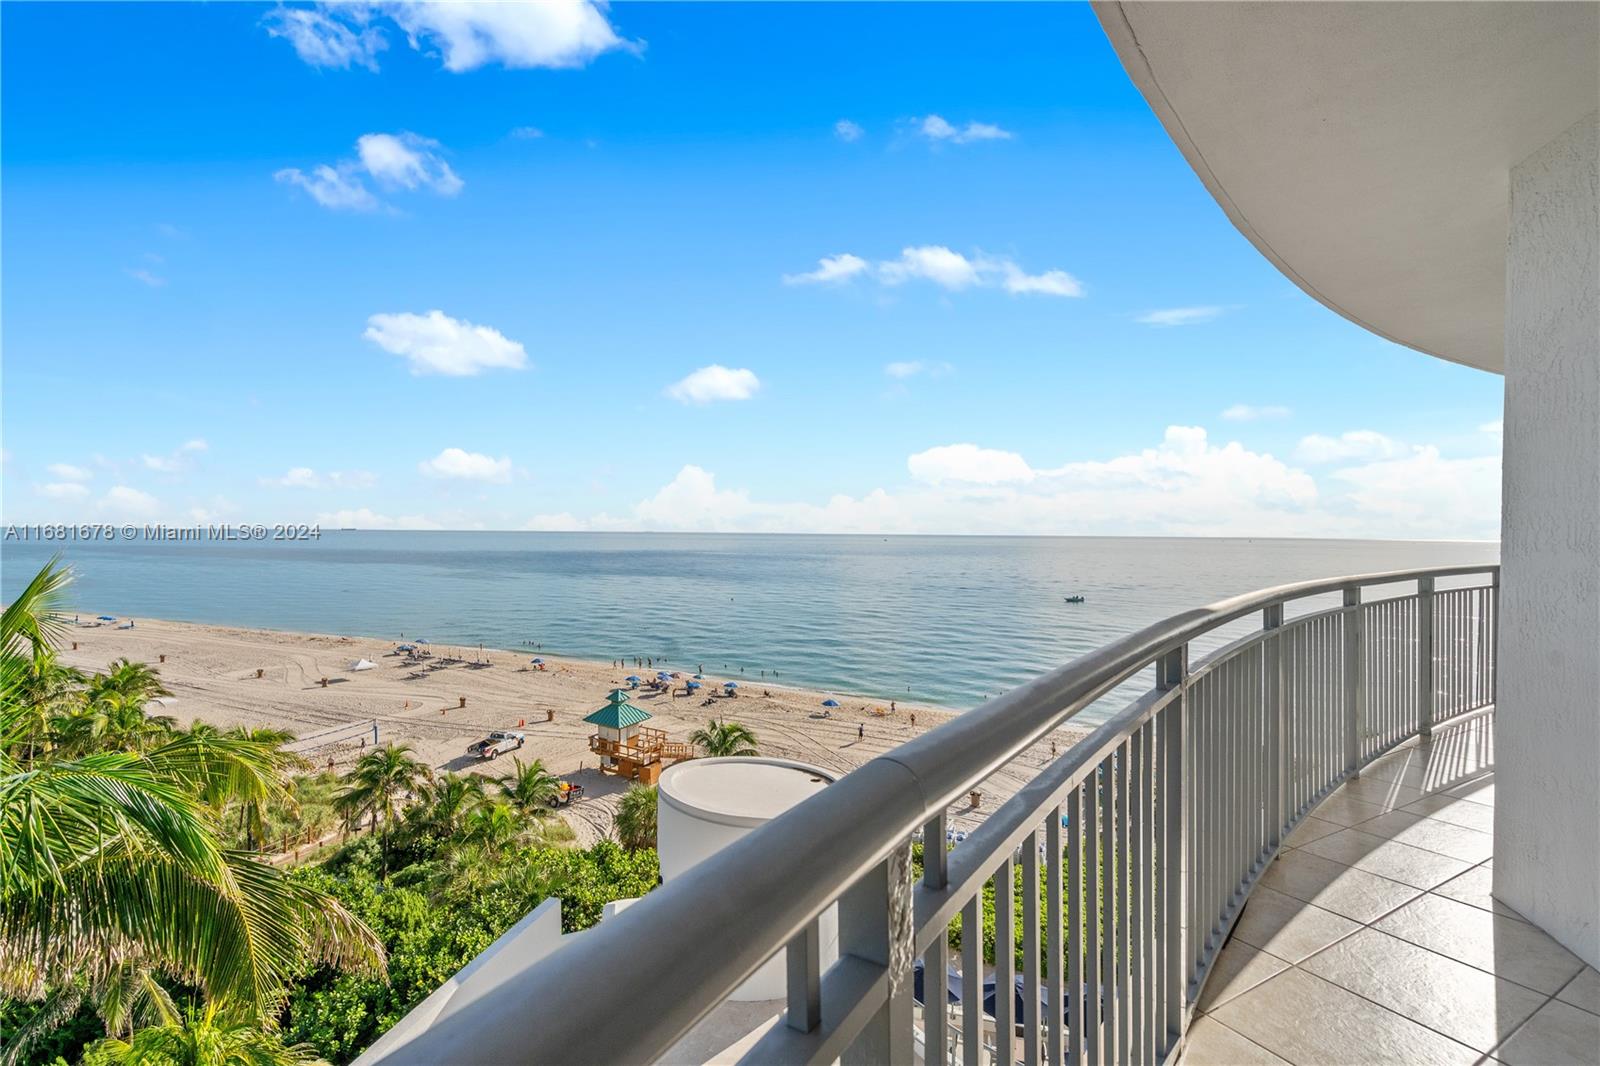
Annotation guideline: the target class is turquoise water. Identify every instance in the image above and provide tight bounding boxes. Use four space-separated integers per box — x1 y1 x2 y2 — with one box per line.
0 533 1497 721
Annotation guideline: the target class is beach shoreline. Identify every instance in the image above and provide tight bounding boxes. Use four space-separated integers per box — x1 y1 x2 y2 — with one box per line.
56 614 1091 845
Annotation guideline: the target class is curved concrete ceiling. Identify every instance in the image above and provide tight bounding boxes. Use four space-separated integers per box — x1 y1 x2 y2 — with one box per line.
1095 2 1599 373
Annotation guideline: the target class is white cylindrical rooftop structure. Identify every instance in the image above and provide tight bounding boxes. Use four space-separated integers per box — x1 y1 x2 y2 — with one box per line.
658 757 838 1001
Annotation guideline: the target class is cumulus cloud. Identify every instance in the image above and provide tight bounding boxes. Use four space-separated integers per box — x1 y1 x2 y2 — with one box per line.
259 466 372 489
510 125 545 140
37 482 90 501
789 246 1082 298
98 486 161 519
1294 430 1398 463
356 132 463 196
315 507 443 530
267 1 635 73
418 447 513 483
1136 306 1226 327
364 310 528 376
1332 447 1501 538
908 444 1036 485
1479 419 1503 435
47 463 92 482
141 439 208 474
666 365 761 404
277 131 460 211
263 6 386 71
917 115 1013 144
783 253 869 286
1222 404 1292 422
834 119 864 142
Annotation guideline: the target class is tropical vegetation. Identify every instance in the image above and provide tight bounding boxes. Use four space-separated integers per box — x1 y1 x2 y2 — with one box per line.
0 559 659 1065
613 784 657 851
688 718 759 758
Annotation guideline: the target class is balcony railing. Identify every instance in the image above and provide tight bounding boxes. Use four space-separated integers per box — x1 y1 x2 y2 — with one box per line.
362 565 1499 1066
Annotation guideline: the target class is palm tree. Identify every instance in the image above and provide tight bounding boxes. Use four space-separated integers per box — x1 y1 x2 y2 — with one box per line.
0 560 384 1061
86 658 172 708
688 718 759 758
335 743 432 870
614 784 657 850
409 772 487 840
497 757 559 815
461 799 521 852
82 999 328 1066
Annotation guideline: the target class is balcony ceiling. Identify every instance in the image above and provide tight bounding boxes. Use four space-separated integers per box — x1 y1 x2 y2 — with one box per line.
1095 1 1600 373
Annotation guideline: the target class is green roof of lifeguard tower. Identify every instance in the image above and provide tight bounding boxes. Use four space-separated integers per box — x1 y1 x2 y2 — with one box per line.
583 689 653 730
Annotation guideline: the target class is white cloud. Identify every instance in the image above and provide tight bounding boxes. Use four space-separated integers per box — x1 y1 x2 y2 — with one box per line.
510 125 545 140
47 463 92 482
1294 430 1398 463
126 267 167 288
794 246 1083 298
356 132 463 196
98 486 161 519
38 482 90 501
1136 306 1226 327
274 163 379 211
524 512 585 531
1479 419 1503 435
364 310 528 376
880 246 983 290
1332 447 1501 537
884 361 953 380
917 114 1013 144
385 0 636 71
263 7 386 71
666 365 761 404
418 447 513 483
783 253 869 286
277 131 461 211
315 507 443 530
834 119 864 142
141 439 208 474
1222 404 1292 422
262 467 376 489
908 444 1035 485
266 1 633 73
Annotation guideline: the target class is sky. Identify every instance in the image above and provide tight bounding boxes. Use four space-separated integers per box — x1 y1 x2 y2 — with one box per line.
0 1 1504 539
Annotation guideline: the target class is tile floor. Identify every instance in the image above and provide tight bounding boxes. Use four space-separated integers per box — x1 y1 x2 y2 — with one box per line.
1183 713 1599 1066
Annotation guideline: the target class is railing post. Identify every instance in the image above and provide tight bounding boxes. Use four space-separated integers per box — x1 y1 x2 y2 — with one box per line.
1262 604 1285 848
1155 644 1187 1055
922 810 950 1066
840 843 916 1065
785 920 822 1034
1342 586 1364 776
1417 577 1436 736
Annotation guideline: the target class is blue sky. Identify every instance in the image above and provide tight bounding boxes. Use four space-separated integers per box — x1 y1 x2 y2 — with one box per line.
1 2 1503 538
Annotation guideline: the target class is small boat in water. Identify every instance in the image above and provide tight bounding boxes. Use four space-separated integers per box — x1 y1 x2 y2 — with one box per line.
1064 595 1087 604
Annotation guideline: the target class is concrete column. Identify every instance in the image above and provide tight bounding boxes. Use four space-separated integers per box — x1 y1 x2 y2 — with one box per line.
1495 111 1599 969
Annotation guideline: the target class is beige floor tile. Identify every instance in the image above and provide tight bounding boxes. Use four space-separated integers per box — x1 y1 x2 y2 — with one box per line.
1493 999 1600 1066
1211 968 1480 1065
1332 775 1426 811
1196 940 1290 1013
1230 885 1361 963
1431 865 1530 923
1301 827 1474 889
1181 1015 1290 1065
1443 777 1495 806
1309 793 1390 827
1555 966 1600 1017
1260 848 1421 924
1357 810 1496 864
1283 815 1344 850
1374 894 1587 995
1402 792 1495 833
1300 928 1548 1053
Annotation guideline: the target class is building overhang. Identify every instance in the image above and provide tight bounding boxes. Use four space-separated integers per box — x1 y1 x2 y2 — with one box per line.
1094 1 1599 373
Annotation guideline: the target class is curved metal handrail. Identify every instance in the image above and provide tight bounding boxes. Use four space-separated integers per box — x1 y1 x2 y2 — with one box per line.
366 564 1498 1066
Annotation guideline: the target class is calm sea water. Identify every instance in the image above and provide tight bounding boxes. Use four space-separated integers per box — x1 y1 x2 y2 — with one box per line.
1 534 1497 723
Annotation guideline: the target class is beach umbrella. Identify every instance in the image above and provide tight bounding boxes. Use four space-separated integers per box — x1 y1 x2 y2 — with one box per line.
415 639 430 645
686 680 702 690
625 675 641 682
723 681 739 690
822 699 840 707
350 659 377 671
531 658 544 664
97 615 116 621
693 674 704 679
912 960 963 1007
656 671 671 680
397 644 415 651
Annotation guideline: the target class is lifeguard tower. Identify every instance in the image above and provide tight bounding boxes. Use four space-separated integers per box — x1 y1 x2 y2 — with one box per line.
585 689 691 784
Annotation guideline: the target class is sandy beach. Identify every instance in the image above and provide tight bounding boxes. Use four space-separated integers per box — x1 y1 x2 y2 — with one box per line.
56 616 1090 845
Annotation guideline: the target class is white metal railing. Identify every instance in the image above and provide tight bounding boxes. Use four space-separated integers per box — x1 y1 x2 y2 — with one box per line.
364 565 1498 1066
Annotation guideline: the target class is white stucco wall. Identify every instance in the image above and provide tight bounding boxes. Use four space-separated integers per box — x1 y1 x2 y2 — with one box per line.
1495 111 1600 969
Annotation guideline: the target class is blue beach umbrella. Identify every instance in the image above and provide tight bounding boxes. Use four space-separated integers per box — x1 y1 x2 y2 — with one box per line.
531 658 544 664
686 681 702 690
693 674 705 680
626 675 641 682
822 699 840 707
98 615 116 621
656 671 671 679
723 681 739 690
415 639 430 645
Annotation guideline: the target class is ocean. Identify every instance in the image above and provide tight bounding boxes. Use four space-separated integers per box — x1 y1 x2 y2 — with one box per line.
1 533 1498 724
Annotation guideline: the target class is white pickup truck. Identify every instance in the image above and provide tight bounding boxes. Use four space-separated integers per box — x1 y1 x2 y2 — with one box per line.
467 730 526 760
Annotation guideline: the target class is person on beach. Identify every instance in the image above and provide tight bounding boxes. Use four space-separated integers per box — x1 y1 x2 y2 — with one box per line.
858 723 865 741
